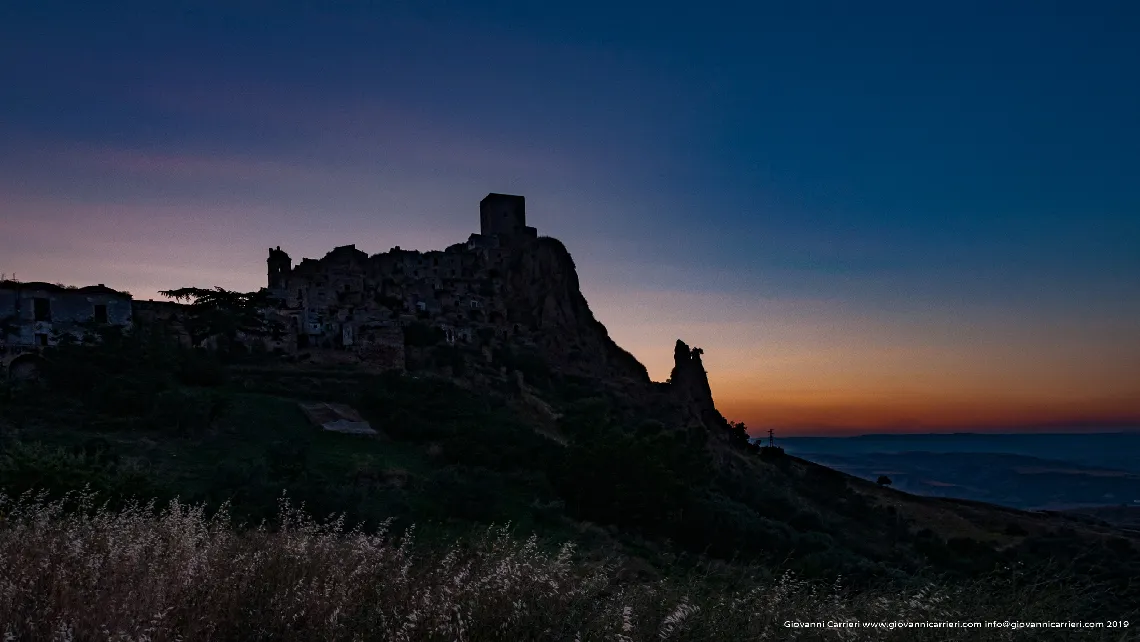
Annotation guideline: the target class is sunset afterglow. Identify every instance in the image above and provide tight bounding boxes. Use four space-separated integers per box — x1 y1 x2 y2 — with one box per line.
3 3 1138 434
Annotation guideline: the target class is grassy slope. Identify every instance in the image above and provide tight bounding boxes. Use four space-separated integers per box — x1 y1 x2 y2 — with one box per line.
3 349 1139 621
0 363 589 549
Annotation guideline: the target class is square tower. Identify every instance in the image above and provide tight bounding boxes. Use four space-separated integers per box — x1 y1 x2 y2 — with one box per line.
480 193 527 237
267 246 292 290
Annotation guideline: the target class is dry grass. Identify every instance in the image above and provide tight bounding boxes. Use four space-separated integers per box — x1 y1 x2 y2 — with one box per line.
0 489 1120 641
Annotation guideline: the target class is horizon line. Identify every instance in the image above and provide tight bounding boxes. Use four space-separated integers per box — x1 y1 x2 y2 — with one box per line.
753 427 1140 439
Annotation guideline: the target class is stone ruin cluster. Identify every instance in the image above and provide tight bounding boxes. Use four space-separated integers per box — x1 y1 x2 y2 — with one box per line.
260 193 541 370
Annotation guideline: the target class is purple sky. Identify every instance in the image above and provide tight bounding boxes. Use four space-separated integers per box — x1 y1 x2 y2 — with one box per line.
2 1 1138 433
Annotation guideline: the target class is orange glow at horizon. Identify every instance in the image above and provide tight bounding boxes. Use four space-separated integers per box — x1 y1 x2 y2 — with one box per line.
4 192 1138 436
592 288 1140 435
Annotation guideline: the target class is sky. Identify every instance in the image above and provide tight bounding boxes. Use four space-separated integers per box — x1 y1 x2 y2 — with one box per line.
2 1 1138 435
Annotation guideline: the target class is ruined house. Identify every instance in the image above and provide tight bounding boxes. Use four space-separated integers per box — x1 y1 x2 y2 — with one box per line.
0 280 133 377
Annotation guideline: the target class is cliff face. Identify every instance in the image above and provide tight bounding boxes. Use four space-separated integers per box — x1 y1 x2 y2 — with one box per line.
500 237 724 434
501 237 650 384
270 230 724 435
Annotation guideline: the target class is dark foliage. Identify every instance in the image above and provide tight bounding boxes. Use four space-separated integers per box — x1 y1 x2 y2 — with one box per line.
158 287 281 352
0 440 161 504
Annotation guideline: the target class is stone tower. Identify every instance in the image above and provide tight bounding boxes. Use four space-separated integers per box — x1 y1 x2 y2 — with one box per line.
480 193 537 239
267 246 291 290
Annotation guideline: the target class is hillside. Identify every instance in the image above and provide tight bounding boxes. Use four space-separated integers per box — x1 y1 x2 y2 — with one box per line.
2 233 1139 625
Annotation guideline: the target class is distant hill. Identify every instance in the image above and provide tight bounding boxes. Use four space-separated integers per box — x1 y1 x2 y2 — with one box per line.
777 449 1140 510
776 432 1140 473
1059 505 1140 531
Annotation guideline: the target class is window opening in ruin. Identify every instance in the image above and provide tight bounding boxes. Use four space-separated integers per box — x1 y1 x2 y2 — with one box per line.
35 333 48 346
33 297 51 322
93 304 108 324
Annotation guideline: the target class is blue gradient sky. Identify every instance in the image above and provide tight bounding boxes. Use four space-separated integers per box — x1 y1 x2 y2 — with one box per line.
2 1 1138 433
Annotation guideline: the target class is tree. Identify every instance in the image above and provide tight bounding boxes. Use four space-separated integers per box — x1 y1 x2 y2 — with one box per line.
876 475 893 487
727 419 750 445
158 287 279 352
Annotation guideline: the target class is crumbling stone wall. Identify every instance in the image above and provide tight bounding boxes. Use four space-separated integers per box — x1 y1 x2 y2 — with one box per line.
267 221 522 365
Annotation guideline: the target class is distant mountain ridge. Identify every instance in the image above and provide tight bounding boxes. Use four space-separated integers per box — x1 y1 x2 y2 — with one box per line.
775 432 1140 474
766 433 1140 512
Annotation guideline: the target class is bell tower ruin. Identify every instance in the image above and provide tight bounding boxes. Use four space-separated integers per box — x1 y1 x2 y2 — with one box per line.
267 246 292 290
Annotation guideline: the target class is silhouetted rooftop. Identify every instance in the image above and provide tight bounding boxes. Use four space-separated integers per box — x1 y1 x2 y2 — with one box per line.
0 280 130 297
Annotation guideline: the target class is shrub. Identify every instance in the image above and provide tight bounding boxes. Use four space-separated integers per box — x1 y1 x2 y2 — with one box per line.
0 441 158 502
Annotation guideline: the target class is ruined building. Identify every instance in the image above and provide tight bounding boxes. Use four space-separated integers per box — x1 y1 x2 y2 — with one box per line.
0 280 133 377
262 193 555 372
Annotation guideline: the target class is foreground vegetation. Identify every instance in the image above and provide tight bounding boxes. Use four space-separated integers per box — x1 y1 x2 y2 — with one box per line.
0 490 1114 641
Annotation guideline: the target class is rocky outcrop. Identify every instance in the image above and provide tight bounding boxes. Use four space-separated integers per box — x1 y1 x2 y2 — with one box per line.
501 237 650 384
668 339 718 429
498 237 728 435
